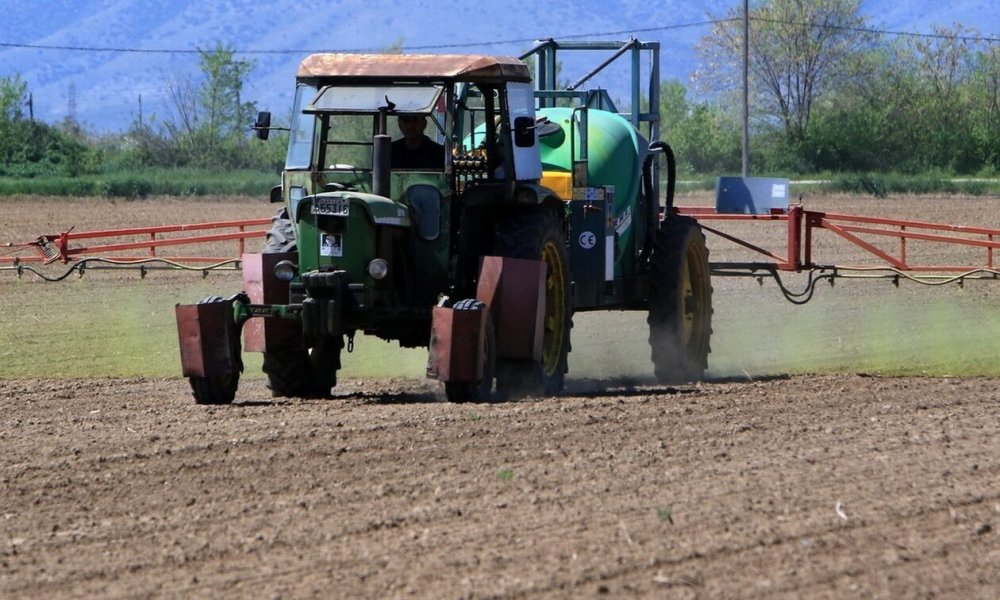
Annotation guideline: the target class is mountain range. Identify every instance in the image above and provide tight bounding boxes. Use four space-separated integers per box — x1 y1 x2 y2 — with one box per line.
1 0 996 133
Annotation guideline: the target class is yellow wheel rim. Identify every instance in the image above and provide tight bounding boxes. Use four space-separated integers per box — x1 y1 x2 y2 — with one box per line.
681 241 710 360
540 240 567 376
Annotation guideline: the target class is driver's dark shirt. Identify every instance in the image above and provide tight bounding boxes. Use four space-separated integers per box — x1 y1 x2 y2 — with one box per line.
391 136 445 170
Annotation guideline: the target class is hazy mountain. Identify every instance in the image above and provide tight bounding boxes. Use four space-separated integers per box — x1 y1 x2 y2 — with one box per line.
1 0 996 133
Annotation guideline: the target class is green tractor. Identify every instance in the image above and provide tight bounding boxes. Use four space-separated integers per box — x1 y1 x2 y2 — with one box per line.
175 40 712 404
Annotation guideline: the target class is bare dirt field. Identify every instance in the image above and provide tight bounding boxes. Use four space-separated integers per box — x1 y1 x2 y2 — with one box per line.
1 193 999 598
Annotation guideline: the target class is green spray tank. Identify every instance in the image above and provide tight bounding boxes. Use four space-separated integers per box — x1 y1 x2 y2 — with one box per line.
535 106 649 278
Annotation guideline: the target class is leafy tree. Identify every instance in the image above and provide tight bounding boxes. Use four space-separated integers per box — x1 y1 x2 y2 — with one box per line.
197 42 257 142
906 25 977 172
799 41 920 172
971 44 1000 171
659 79 741 174
148 41 259 168
698 0 872 142
0 74 101 177
0 74 28 122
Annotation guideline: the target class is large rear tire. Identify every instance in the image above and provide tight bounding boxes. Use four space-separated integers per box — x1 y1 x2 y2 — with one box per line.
647 215 713 383
443 299 496 403
260 209 341 398
494 206 571 397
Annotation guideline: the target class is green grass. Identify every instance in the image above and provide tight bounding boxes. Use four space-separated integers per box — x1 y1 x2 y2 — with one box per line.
0 272 427 379
703 284 1000 378
4 169 999 199
820 172 1000 197
2 260 998 381
567 280 1000 380
0 168 279 198
673 173 1000 197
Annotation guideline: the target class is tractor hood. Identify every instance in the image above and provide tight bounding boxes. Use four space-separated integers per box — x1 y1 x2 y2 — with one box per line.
304 191 411 228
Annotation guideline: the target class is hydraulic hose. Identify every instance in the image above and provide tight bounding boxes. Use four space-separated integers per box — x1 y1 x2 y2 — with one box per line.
640 141 676 262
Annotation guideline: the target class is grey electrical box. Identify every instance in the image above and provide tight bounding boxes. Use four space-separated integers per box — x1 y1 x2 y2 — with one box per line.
715 177 790 214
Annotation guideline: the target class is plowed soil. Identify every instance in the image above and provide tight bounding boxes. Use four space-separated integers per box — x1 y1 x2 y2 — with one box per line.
2 376 998 598
1 193 998 598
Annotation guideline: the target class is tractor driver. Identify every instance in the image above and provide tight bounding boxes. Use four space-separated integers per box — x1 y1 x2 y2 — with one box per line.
391 115 445 170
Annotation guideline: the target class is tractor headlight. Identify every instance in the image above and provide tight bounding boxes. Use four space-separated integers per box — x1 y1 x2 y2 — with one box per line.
367 258 389 280
274 259 298 282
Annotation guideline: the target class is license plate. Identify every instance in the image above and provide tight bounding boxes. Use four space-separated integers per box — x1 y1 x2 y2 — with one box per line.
312 196 350 217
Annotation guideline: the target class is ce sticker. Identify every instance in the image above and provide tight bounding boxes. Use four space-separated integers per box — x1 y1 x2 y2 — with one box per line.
578 231 597 249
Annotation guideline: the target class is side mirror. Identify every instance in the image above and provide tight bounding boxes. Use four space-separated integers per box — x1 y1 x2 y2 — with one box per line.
513 116 535 148
269 185 282 203
255 111 272 140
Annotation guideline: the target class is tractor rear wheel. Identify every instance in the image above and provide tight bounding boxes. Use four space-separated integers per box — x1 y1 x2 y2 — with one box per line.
260 208 341 398
188 296 240 405
647 215 713 383
494 206 571 397
444 299 496 403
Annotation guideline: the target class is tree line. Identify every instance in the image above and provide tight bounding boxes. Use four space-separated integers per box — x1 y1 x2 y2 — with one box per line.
664 0 1000 176
0 42 286 180
1 0 999 183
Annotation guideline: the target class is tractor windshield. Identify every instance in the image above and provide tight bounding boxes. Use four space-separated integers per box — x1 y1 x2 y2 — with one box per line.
321 114 375 170
289 83 449 174
309 84 443 114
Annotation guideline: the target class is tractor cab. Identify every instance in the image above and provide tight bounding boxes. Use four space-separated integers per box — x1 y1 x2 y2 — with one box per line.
260 54 542 212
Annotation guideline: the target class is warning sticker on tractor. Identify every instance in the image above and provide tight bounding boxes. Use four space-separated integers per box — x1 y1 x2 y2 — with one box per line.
320 233 343 257
572 187 605 201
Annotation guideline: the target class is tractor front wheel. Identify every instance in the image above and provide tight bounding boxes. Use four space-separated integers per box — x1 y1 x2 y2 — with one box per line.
190 372 240 405
188 296 240 405
647 215 713 383
260 208 341 398
263 337 341 399
444 299 496 403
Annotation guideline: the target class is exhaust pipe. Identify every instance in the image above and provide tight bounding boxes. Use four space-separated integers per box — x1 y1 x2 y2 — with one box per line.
372 134 391 198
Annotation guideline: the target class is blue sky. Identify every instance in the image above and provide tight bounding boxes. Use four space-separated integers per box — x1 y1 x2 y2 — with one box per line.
1 0 996 131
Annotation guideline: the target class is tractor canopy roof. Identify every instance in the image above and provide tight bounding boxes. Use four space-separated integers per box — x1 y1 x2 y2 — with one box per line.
297 53 531 85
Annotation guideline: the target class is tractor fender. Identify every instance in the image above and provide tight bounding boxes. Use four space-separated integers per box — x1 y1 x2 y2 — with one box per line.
176 297 245 379
242 252 302 354
427 301 491 383
475 255 547 362
513 183 568 228
512 182 560 206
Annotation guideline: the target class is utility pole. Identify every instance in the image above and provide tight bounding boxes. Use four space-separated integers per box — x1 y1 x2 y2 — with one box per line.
741 0 750 177
27 93 34 121
68 81 76 123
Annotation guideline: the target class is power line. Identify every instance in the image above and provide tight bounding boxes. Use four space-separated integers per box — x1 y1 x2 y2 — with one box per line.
750 17 1000 44
0 16 996 56
364 20 734 51
0 20 726 55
